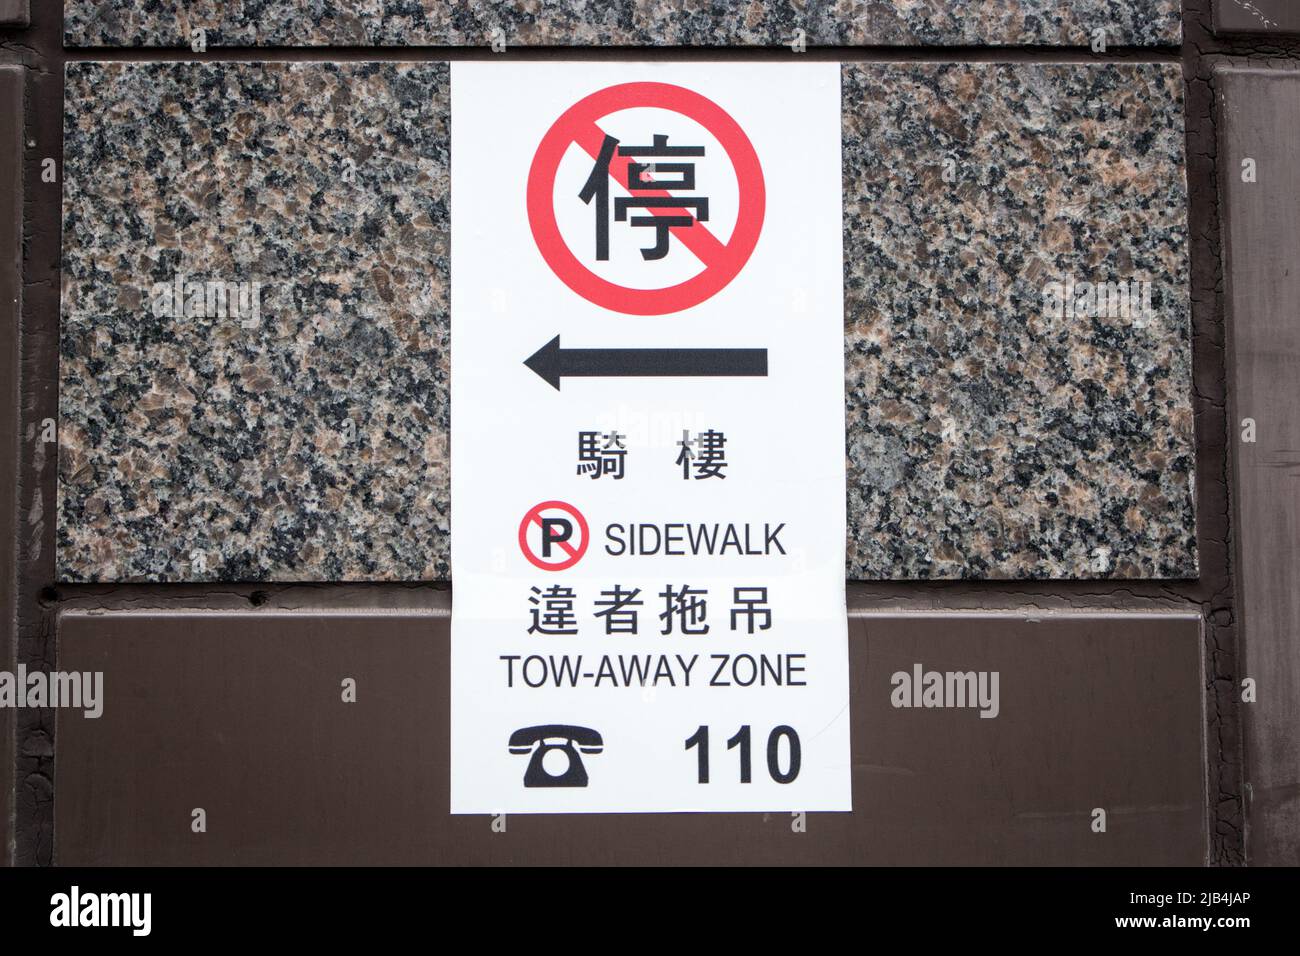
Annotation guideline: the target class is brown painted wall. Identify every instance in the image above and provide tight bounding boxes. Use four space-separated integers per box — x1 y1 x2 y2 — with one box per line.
4 0 1297 866
0 1 27 29
0 63 22 867
1218 65 1300 866
53 609 1204 865
1214 0 1300 35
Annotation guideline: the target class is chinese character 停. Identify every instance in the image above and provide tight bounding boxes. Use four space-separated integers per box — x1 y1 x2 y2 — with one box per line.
580 133 709 261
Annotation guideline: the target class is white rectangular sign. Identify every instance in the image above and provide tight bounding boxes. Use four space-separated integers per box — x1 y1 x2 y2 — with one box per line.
450 61 850 813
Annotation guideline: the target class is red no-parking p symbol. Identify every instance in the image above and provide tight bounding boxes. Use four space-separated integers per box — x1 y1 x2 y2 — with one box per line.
518 500 590 571
526 82 765 316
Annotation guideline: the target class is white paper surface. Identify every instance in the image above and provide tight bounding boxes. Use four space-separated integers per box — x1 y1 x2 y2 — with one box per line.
450 61 850 813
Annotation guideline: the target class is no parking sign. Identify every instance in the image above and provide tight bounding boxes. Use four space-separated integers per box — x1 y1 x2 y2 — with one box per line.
526 81 766 315
451 62 849 814
518 500 590 571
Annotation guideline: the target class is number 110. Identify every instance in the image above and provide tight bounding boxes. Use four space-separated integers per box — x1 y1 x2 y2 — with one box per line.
684 725 801 784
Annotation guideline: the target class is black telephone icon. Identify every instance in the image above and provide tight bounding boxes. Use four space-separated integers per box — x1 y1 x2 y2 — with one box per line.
508 725 603 788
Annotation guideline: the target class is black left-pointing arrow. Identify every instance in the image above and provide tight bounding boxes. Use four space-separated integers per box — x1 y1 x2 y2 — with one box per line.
523 335 769 391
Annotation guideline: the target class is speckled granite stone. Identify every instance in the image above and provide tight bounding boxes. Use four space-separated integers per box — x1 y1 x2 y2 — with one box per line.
59 62 450 582
64 0 1182 47
843 63 1195 579
61 61 1193 582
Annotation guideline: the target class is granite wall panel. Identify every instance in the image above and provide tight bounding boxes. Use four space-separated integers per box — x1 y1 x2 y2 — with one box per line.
59 60 1194 582
64 0 1183 48
59 62 451 582
843 63 1195 579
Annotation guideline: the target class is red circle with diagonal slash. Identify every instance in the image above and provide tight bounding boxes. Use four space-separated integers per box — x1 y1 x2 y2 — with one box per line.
527 82 765 316
518 500 590 572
